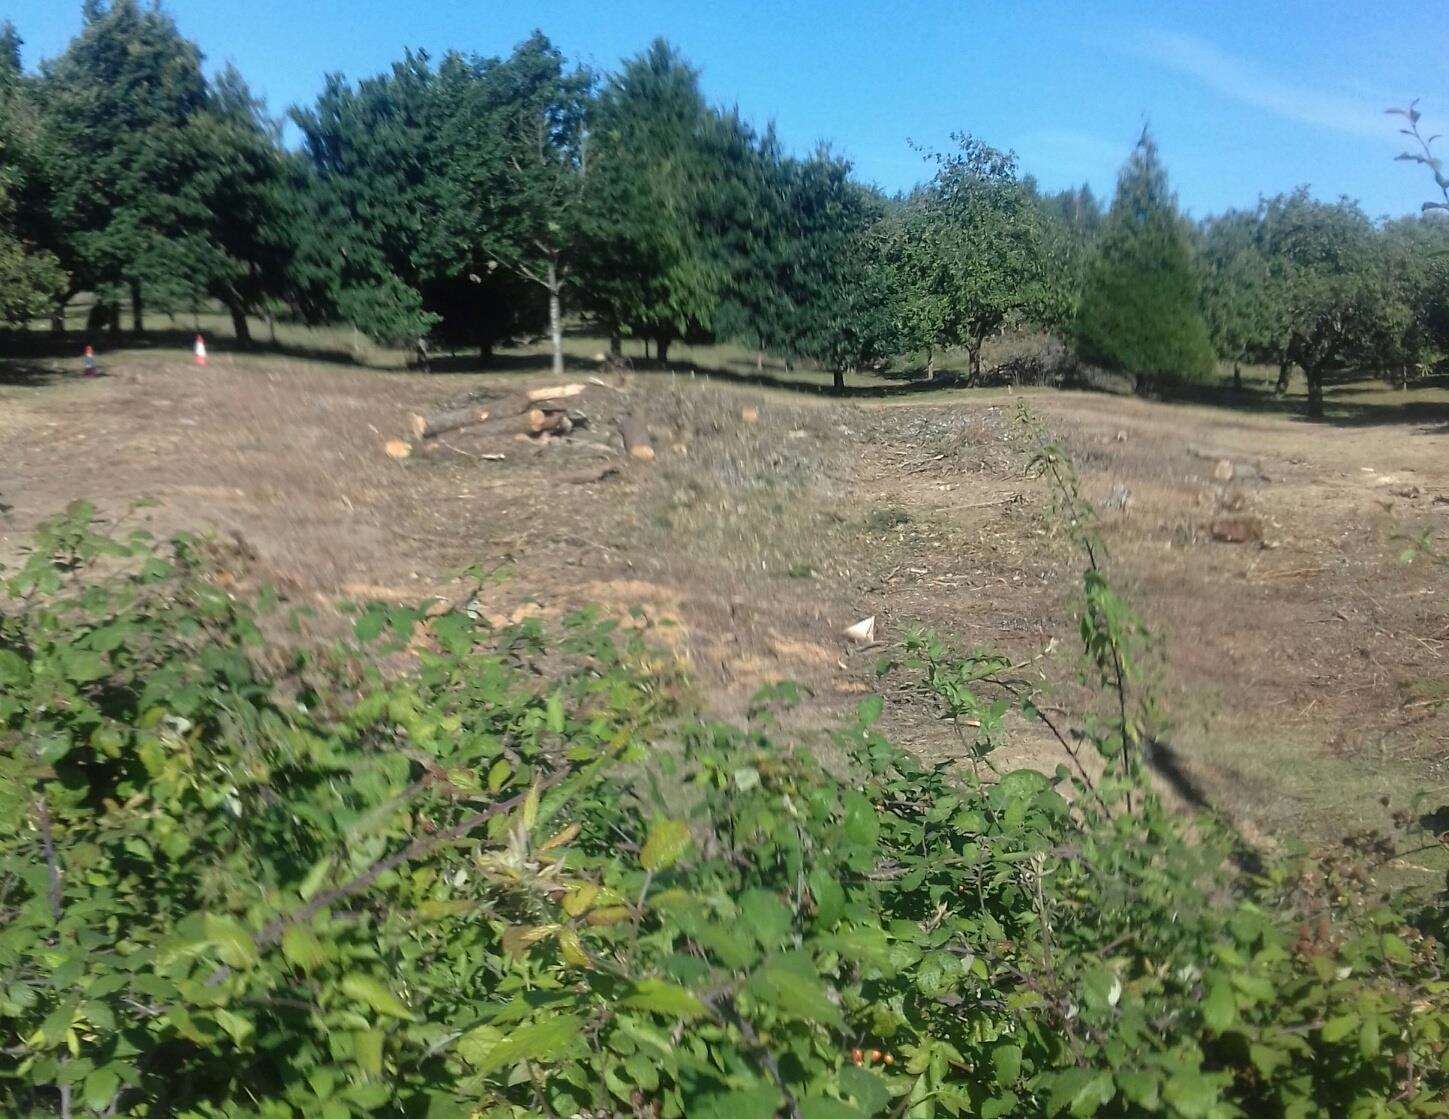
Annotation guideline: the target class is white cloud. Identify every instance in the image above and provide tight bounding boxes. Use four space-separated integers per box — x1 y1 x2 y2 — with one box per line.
1133 31 1392 141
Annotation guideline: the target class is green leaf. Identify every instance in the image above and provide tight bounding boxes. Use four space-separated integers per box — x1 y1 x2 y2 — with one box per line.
281 926 328 973
809 868 845 927
63 650 108 683
840 1066 891 1115
82 1067 119 1112
1320 1014 1359 1043
841 791 879 846
1358 1015 1381 1059
739 889 792 948
991 1043 1022 1087
1202 979 1236 1031
800 1098 865 1119
690 1086 784 1119
458 1014 581 1075
340 974 417 1021
1162 1070 1223 1118
981 1094 1019 1119
213 1008 253 1046
1046 1069 1113 1117
640 818 692 872
354 1029 384 1079
856 694 884 726
353 606 387 643
1248 1043 1288 1078
1115 1070 1160 1109
202 914 257 968
1381 933 1412 965
619 978 705 1019
746 955 842 1026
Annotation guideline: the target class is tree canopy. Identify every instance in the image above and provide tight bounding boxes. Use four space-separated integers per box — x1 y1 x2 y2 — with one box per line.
4 3 1447 414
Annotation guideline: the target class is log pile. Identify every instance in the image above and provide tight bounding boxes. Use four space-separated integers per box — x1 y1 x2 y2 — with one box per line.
386 379 654 467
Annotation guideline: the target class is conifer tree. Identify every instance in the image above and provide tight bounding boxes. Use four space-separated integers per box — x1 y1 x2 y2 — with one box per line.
1076 129 1215 388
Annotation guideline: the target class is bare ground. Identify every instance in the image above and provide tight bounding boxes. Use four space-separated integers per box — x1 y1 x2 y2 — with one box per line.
2 350 1445 854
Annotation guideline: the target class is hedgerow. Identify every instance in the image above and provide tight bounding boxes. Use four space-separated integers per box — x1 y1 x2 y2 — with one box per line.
1 482 1444 1117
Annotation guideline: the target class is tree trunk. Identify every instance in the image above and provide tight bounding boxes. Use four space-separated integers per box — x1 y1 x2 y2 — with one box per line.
832 368 845 393
1274 359 1292 396
1305 367 1324 418
266 307 278 347
50 302 67 336
130 280 144 334
609 333 622 358
756 350 765 373
479 338 494 366
547 260 564 377
1232 361 1242 390
925 348 935 380
967 343 982 384
656 336 671 364
229 304 252 347
108 302 121 340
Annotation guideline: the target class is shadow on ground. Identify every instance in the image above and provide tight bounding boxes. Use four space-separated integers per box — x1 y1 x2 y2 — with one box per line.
8 327 1448 431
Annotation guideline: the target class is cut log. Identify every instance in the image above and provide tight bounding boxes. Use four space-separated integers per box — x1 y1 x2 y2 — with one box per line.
409 386 586 442
525 383 586 402
384 439 413 460
409 405 491 440
618 413 654 461
410 400 580 445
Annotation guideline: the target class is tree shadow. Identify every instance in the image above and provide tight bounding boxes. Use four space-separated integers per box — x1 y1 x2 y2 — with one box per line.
2 326 371 370
0 360 68 388
1161 369 1449 433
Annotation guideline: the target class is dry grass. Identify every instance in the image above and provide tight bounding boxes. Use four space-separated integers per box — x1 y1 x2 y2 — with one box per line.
2 325 1446 874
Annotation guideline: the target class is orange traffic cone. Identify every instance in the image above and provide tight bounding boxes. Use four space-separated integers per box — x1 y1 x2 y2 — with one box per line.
194 334 208 366
83 344 96 377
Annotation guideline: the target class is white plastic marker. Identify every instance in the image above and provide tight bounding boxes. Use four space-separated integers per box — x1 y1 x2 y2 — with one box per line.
194 334 208 366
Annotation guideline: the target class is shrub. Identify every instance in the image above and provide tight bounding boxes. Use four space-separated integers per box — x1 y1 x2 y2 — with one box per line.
1 501 1443 1118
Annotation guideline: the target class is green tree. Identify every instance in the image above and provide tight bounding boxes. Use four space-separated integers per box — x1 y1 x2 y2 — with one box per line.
175 66 300 346
1198 209 1278 388
1377 215 1449 386
890 136 1054 382
433 33 590 375
577 40 726 363
717 139 897 388
0 21 66 325
1076 129 1215 389
778 153 898 390
291 52 444 346
38 0 212 333
1255 189 1392 416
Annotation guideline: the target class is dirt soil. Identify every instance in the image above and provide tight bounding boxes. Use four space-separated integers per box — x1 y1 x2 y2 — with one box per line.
2 353 1445 849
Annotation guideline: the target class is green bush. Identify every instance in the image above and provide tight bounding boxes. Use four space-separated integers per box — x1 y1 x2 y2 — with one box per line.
1 503 1444 1118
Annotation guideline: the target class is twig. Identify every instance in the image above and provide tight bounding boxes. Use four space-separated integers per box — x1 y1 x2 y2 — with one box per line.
33 794 62 925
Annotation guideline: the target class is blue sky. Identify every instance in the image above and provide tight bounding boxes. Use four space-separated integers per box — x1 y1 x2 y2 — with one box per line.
10 1 1448 219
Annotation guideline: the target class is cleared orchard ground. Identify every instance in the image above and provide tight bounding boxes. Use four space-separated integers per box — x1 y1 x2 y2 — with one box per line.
2 330 1445 874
